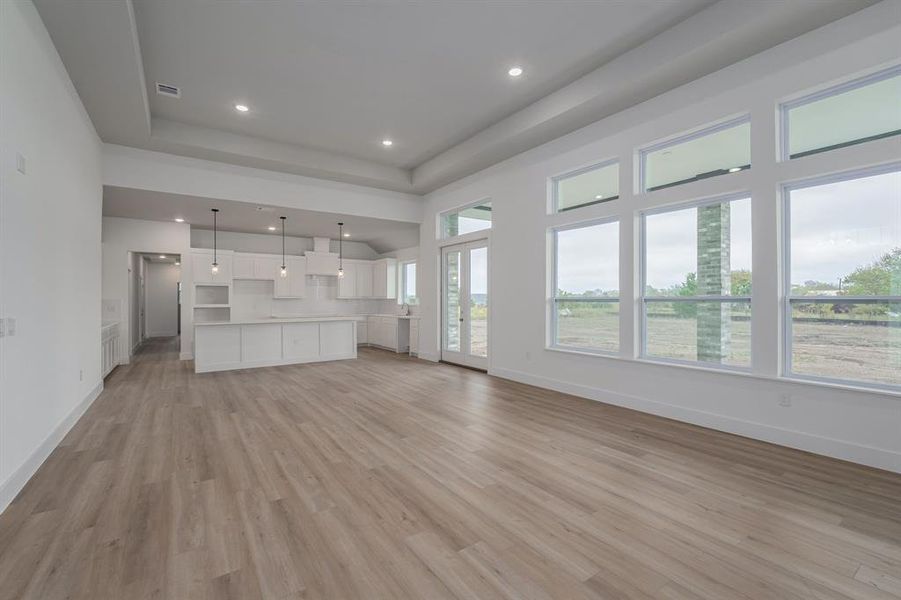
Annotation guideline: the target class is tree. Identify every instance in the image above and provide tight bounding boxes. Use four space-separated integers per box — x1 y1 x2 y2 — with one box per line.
731 270 752 296
843 248 901 296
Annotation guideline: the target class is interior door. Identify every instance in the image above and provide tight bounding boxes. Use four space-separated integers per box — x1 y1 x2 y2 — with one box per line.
441 240 488 369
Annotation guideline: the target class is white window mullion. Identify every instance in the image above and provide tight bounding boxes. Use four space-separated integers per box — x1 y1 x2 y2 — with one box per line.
749 100 781 378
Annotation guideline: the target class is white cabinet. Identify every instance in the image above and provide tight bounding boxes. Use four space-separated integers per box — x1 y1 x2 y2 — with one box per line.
274 256 306 298
305 251 339 276
409 318 419 355
191 250 232 284
234 253 282 280
337 262 357 298
372 258 397 299
233 254 254 279
356 262 373 297
365 316 409 352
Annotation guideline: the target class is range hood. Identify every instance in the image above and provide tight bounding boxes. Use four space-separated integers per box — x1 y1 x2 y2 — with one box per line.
305 237 339 276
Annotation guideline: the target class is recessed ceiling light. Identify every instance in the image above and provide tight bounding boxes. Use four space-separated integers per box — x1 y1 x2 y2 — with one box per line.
728 167 742 173
508 66 523 77
343 232 350 238
175 261 181 266
159 255 167 259
235 104 249 112
174 217 185 223
268 226 277 231
381 139 393 147
595 194 603 200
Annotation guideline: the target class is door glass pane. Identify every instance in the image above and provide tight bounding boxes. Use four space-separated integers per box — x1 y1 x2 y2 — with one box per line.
469 246 488 357
444 251 461 352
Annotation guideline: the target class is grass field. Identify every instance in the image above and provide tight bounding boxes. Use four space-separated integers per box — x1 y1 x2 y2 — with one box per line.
555 311 900 385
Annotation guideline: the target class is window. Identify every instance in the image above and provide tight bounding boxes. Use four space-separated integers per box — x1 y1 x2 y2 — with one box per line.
400 261 417 305
553 160 619 212
440 201 492 238
641 117 750 193
552 220 619 353
785 168 900 388
782 66 901 160
642 195 752 368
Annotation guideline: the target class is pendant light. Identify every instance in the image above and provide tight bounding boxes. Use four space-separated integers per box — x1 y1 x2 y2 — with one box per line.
337 222 344 278
210 208 220 274
279 216 288 278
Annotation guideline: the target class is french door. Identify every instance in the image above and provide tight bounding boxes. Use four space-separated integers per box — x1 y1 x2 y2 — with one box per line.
441 240 488 369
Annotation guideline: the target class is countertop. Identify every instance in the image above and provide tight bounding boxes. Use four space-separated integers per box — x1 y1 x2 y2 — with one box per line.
195 316 361 327
195 314 421 327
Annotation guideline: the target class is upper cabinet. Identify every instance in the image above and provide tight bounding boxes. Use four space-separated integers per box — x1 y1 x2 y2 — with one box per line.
192 250 232 284
338 262 357 298
234 254 282 280
336 259 391 299
372 258 397 299
274 256 306 298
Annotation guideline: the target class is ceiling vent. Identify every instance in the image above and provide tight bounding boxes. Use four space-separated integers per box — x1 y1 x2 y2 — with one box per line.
155 82 181 98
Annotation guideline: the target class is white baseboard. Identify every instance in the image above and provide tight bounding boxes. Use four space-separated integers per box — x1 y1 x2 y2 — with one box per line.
179 352 194 361
490 366 901 474
417 351 440 362
0 381 104 513
147 332 177 338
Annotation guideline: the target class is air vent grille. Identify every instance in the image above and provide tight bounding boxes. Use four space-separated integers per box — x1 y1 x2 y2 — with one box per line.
155 82 181 98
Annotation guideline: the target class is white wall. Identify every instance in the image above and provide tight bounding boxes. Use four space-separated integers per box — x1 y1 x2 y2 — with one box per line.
145 261 180 337
102 217 191 360
419 4 901 473
0 0 103 509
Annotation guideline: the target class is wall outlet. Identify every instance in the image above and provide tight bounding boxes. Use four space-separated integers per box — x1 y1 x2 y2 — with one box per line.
778 393 792 407
79 369 83 382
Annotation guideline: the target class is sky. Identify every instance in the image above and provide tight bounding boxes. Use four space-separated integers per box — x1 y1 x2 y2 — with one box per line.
552 170 899 294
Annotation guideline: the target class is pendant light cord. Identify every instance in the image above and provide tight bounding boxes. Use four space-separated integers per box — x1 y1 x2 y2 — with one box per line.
212 208 219 264
338 222 343 269
280 216 286 268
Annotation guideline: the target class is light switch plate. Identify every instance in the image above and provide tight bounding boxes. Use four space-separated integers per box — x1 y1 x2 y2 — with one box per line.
16 153 26 174
7 318 15 336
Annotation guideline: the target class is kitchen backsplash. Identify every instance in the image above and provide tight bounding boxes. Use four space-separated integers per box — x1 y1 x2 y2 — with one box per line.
231 278 401 321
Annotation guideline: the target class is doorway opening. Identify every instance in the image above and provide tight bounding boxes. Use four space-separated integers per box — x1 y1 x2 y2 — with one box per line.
128 252 182 358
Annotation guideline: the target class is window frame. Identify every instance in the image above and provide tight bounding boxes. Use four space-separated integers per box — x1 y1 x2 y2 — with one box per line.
638 115 751 194
640 192 753 371
399 260 417 305
438 198 493 240
551 158 620 214
781 163 901 391
779 64 901 162
549 216 620 356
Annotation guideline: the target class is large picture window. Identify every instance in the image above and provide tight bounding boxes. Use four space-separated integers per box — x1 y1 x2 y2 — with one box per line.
785 167 900 388
642 195 752 368
782 66 901 160
552 220 619 353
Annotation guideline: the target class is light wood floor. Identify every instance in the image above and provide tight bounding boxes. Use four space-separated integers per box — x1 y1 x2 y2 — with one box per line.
1 337 900 600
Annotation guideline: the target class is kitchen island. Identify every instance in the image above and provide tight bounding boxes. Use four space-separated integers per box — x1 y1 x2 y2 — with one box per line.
194 316 357 373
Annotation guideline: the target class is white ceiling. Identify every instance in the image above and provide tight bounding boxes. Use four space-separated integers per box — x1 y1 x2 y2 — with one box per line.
103 186 420 253
134 0 711 169
35 0 877 195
